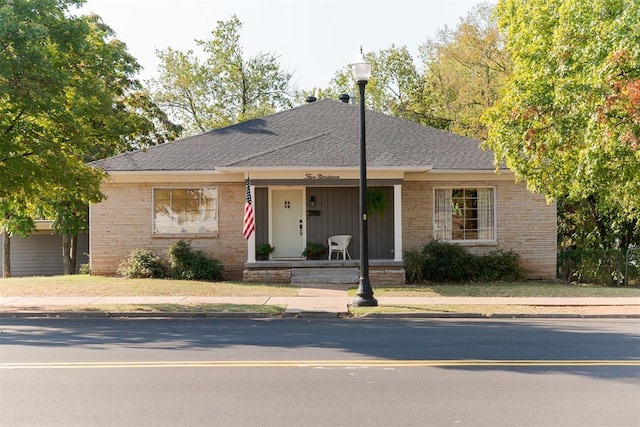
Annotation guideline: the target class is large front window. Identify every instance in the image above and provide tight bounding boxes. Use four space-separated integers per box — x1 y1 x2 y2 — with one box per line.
434 188 495 241
153 188 218 234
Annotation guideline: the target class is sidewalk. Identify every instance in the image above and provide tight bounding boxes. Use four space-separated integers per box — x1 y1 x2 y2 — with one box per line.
1 286 640 318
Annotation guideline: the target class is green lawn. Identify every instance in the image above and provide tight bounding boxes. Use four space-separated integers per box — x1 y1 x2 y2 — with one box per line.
0 275 299 297
56 303 286 315
363 282 640 298
1 275 639 298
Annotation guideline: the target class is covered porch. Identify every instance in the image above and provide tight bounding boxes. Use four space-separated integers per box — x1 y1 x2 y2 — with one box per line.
242 177 406 285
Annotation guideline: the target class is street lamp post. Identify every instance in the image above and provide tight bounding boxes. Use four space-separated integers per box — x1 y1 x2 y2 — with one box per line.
352 48 378 307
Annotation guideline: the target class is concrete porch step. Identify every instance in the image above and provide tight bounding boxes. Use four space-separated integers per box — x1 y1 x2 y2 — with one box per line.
291 267 359 284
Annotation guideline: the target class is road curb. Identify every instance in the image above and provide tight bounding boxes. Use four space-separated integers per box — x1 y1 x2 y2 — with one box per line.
0 311 276 319
1 311 639 319
357 312 640 319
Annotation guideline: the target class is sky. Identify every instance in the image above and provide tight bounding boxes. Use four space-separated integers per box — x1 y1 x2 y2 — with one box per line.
77 0 488 90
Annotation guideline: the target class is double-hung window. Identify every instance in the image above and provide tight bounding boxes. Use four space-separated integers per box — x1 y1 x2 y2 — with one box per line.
153 188 218 234
434 187 495 241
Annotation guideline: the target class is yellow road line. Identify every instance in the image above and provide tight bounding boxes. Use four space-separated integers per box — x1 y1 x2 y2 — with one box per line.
1 360 639 370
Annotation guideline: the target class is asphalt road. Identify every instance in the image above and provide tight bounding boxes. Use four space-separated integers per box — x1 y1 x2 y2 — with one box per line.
1 318 639 426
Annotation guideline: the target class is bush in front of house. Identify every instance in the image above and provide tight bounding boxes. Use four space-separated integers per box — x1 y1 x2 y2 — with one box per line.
117 248 167 279
422 239 475 281
404 240 524 282
79 262 90 275
166 240 223 281
404 249 426 283
475 249 524 281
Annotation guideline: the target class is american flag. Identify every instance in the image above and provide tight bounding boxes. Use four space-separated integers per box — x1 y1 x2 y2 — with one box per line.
242 178 255 239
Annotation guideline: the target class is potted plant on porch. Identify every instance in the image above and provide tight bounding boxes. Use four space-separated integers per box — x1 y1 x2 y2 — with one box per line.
302 242 326 260
255 243 275 260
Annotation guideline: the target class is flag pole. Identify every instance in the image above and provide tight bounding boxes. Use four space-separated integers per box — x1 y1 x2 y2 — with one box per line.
243 175 256 262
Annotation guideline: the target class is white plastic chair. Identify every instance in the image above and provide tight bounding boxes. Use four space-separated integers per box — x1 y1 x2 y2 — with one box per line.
328 235 352 260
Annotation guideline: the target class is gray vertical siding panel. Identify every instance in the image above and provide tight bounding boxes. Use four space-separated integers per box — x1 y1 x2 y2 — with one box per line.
255 187 269 245
304 186 393 260
367 186 394 259
1 233 89 277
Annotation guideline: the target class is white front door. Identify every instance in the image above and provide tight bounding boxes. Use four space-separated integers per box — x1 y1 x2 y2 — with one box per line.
270 188 304 259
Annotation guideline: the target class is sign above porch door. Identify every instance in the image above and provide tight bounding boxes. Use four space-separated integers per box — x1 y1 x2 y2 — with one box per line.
270 188 305 259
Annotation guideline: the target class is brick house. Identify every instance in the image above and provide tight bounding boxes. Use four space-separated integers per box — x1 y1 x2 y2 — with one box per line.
89 99 557 284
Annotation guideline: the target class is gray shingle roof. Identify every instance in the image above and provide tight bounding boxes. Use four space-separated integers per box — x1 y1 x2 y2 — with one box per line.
93 99 499 172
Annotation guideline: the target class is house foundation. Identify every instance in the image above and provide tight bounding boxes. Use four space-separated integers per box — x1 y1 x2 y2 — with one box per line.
243 260 406 286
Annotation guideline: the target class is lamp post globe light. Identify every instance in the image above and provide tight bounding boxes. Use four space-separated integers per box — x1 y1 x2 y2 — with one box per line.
352 48 378 307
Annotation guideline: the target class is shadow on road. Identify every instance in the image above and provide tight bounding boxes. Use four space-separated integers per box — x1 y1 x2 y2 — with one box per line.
1 318 638 380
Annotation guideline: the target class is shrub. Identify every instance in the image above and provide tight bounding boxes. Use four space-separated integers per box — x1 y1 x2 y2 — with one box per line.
422 240 475 282
166 240 223 281
78 263 90 275
476 250 524 281
256 243 275 256
403 249 425 283
117 249 166 278
301 242 326 259
405 240 523 282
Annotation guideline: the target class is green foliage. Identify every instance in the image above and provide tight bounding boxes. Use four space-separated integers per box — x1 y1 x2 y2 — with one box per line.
78 263 91 275
484 0 640 246
302 242 326 259
421 240 475 282
475 250 524 281
366 188 388 218
405 240 524 282
0 197 35 237
305 6 508 138
256 243 275 255
403 249 425 283
151 15 292 135
0 0 179 274
557 248 638 286
558 196 640 251
419 3 510 139
167 240 223 281
117 249 167 279
118 242 224 281
1 1 179 200
313 45 427 124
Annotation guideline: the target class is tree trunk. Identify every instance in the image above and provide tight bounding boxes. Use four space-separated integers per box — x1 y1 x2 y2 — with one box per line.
586 195 609 248
62 233 77 275
2 230 10 278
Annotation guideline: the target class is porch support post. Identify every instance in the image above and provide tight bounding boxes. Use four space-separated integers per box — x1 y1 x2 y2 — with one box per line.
393 184 403 262
247 184 256 263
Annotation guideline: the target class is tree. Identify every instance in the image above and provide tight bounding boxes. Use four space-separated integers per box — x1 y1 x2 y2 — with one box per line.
305 6 509 137
1 0 180 275
151 15 293 135
0 196 35 278
312 45 430 123
150 47 212 135
483 0 639 249
418 3 510 139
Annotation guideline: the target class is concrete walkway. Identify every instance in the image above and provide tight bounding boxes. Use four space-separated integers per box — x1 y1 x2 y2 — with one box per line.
1 285 639 317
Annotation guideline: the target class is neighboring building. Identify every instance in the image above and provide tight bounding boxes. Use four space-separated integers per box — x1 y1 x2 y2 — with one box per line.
0 221 89 277
89 99 556 284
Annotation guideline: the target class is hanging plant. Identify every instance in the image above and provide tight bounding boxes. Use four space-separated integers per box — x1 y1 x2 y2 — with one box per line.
367 188 388 218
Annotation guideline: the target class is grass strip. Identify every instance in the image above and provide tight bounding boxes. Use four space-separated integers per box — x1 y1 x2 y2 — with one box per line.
0 303 285 315
350 304 640 317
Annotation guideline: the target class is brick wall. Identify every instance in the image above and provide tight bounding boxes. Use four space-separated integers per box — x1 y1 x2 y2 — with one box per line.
402 180 557 279
90 181 247 279
91 178 557 281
